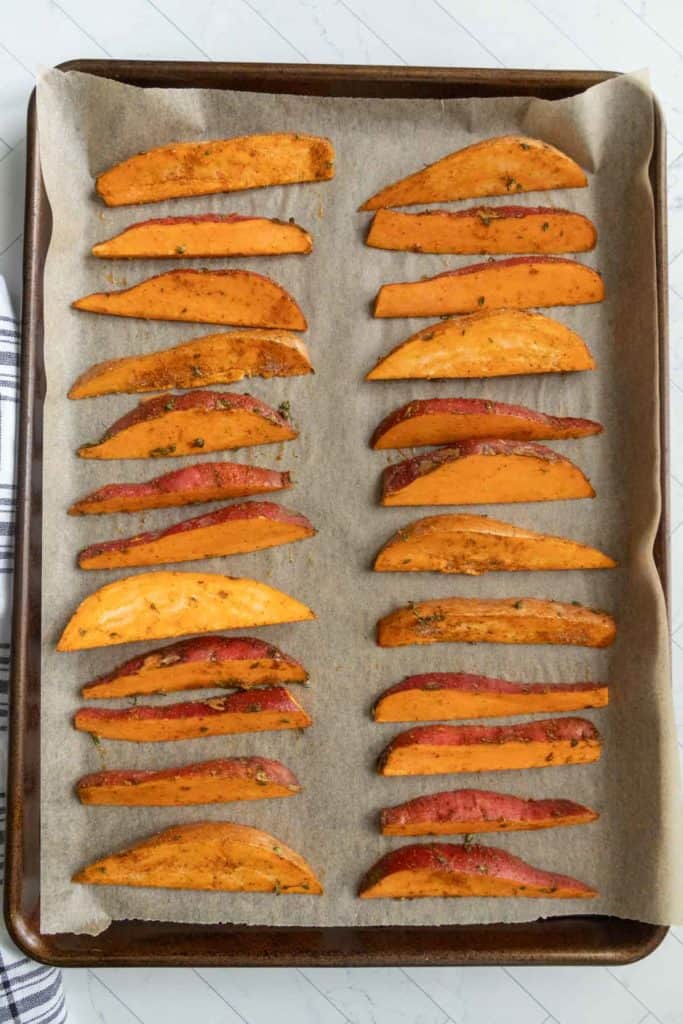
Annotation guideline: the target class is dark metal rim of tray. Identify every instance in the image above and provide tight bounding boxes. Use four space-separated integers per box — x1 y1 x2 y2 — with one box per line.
4 60 670 968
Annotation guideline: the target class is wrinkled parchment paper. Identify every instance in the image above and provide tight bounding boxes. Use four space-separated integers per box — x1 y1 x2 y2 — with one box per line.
35 68 683 933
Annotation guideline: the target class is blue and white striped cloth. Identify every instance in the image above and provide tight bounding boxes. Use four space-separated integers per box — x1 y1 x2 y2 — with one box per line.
0 278 66 1022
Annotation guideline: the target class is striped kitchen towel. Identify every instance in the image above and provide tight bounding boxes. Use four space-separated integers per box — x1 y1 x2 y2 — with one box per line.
0 277 66 1022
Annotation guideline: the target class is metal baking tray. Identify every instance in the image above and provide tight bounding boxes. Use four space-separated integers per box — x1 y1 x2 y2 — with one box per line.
5 60 670 966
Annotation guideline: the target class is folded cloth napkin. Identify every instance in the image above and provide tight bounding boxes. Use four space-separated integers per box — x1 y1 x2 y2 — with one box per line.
0 277 66 1022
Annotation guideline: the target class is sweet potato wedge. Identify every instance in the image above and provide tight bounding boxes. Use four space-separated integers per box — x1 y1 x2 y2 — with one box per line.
366 308 596 380
373 672 608 722
377 597 616 648
77 391 296 460
82 636 308 699
74 821 323 894
358 843 596 899
380 789 599 836
373 513 616 574
68 461 291 516
367 206 596 254
72 269 307 330
360 135 587 211
74 687 311 742
77 756 301 805
374 257 604 318
78 501 316 570
371 398 601 449
381 440 595 506
377 718 602 775
92 214 313 259
97 133 335 206
57 571 314 651
68 330 312 399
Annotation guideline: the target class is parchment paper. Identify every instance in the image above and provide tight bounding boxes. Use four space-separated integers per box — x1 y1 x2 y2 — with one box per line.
35 68 683 934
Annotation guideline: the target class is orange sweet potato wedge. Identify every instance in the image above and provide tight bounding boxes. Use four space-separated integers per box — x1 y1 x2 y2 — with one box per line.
74 687 311 742
374 257 604 318
77 391 296 460
358 842 596 899
97 133 335 206
367 308 596 380
82 636 308 699
92 214 312 259
374 513 616 574
72 269 307 330
78 501 316 570
371 398 601 449
69 461 291 516
74 821 323 894
367 206 596 254
68 330 312 399
381 440 595 506
380 789 599 836
376 597 616 648
77 756 301 805
377 718 602 775
57 571 314 651
360 135 587 211
373 672 608 722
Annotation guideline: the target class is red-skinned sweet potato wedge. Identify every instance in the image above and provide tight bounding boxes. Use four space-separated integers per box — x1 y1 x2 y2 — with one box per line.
74 821 323 893
377 596 616 648
378 718 602 775
72 269 307 330
371 398 601 449
82 636 308 699
68 461 291 515
97 133 335 206
373 672 608 722
373 513 616 574
74 687 311 742
358 842 596 899
366 206 596 254
68 330 312 399
77 391 296 460
78 501 316 570
374 257 604 318
380 789 599 836
381 440 595 506
92 214 313 259
367 308 596 380
76 756 301 805
57 571 314 651
360 136 587 211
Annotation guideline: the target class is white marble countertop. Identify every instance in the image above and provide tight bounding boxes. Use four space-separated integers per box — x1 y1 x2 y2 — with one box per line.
1 2 682 1021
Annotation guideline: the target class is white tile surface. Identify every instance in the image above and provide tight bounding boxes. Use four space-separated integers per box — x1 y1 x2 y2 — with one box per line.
1 2 682 1022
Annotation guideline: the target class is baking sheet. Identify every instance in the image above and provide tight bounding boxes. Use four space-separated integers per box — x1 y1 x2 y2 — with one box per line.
35 68 683 934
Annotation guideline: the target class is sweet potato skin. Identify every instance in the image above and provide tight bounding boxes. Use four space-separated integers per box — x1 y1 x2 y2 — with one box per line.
74 821 323 894
377 597 616 648
359 842 596 899
72 269 307 330
82 636 308 699
77 756 301 805
57 571 315 651
378 718 602 775
68 330 312 398
380 789 599 836
366 308 596 380
374 257 605 318
74 687 311 742
381 440 595 506
97 133 335 206
373 513 616 574
373 672 608 722
68 462 291 515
